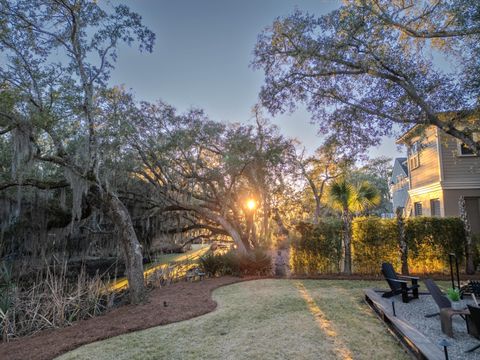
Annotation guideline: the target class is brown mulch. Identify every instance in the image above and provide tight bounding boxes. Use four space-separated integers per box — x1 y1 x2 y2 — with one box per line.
0 276 243 360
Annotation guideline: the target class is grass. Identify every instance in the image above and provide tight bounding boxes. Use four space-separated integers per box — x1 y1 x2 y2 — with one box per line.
57 279 411 360
147 244 210 266
108 244 210 291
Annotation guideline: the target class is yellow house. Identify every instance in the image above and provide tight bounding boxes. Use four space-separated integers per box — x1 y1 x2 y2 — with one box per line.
396 123 480 233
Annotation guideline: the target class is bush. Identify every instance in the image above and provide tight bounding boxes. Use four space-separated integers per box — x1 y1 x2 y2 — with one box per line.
201 249 272 276
405 217 465 274
199 253 224 277
352 217 399 274
291 219 342 274
236 249 272 276
221 251 241 275
293 216 467 275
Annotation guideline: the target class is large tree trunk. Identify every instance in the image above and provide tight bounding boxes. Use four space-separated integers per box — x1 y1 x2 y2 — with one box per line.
459 196 475 274
185 203 249 253
342 208 352 275
396 207 409 275
103 190 146 304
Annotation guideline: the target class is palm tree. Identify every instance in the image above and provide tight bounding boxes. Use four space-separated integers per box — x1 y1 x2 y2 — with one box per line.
329 179 381 274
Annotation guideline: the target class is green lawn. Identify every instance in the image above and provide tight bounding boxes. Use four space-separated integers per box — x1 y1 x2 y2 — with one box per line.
57 279 410 360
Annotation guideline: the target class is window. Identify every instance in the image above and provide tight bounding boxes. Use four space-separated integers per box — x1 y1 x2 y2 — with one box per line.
414 202 422 216
430 199 441 217
408 141 420 155
459 142 475 156
458 133 479 156
409 154 420 170
408 141 421 169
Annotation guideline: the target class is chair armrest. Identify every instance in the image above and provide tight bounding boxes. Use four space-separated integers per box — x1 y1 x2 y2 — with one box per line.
398 275 419 280
386 278 408 285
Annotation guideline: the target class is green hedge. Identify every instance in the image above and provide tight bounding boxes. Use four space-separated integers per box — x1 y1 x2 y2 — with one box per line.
351 217 399 274
291 219 342 274
405 217 465 274
292 217 467 275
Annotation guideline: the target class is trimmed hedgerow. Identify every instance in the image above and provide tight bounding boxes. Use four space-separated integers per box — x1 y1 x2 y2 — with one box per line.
292 216 467 275
351 217 399 274
291 219 343 275
405 217 465 274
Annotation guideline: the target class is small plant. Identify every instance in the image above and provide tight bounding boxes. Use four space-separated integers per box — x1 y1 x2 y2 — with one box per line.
199 253 223 276
221 251 240 275
447 288 460 302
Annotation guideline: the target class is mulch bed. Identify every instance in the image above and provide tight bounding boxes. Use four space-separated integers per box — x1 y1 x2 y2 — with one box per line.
0 276 242 360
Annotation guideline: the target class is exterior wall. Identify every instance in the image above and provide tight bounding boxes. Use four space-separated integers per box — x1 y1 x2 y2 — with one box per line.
438 130 480 186
443 189 480 234
398 123 480 222
408 127 441 189
390 158 409 211
408 185 444 217
391 179 409 211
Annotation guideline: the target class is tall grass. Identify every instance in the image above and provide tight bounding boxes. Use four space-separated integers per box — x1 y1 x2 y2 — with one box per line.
0 261 114 341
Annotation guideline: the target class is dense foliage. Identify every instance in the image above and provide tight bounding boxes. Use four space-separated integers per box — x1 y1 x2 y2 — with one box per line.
252 0 480 154
292 217 467 275
291 220 343 274
200 249 272 276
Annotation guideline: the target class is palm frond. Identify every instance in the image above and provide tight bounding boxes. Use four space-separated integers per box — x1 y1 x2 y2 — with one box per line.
329 179 381 213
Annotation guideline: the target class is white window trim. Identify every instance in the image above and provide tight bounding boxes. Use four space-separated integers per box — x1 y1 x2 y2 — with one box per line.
457 133 479 157
457 140 477 157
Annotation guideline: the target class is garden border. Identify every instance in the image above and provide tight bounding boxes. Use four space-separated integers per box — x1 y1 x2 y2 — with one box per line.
364 288 444 360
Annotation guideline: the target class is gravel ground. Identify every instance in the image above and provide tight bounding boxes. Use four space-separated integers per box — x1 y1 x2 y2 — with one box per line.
391 293 480 359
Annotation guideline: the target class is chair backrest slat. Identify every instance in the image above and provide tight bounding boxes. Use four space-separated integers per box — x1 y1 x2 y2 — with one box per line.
468 305 480 340
470 281 480 296
381 262 400 291
424 278 451 310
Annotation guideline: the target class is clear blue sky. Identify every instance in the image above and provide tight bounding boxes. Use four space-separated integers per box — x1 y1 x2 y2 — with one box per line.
110 0 400 159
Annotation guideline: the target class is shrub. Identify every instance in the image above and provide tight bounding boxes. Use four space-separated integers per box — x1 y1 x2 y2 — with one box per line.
199 253 223 277
405 217 465 274
237 248 272 276
202 249 272 276
293 216 467 275
221 251 241 276
352 217 400 274
291 220 342 274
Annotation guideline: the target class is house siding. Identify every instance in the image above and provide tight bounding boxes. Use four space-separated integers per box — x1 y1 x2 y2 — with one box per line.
439 131 480 186
409 128 440 189
392 181 409 211
443 189 480 234
390 158 409 211
408 187 444 217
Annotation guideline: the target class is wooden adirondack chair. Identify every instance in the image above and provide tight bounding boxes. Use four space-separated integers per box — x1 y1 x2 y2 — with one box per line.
381 262 419 303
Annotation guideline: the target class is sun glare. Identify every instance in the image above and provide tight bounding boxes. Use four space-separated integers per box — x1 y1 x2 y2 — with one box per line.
246 199 256 210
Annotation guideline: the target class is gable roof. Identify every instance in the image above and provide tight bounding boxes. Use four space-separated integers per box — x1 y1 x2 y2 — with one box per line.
390 157 408 184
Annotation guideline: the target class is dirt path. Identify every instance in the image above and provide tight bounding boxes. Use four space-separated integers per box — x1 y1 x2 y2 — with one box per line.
0 276 241 360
